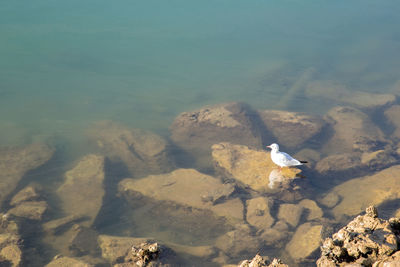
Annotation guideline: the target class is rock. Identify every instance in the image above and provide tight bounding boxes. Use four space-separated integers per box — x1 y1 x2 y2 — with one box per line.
260 220 291 247
68 225 99 257
170 102 263 169
258 109 325 148
277 203 304 228
122 241 178 267
385 105 400 139
298 199 323 221
329 165 400 220
10 185 42 206
246 197 275 230
212 142 301 192
316 150 397 176
293 148 321 168
322 106 387 154
45 255 93 267
317 206 400 266
0 233 22 266
56 154 105 227
238 255 289 267
87 120 174 178
118 168 243 223
8 200 48 220
286 222 323 261
318 192 340 209
373 251 400 267
0 143 54 207
306 80 396 110
215 224 263 257
42 215 85 235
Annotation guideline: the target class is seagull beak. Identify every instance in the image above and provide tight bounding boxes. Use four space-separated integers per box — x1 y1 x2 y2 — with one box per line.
266 145 271 149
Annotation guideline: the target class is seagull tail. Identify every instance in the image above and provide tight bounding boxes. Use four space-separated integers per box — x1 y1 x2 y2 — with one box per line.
300 160 308 164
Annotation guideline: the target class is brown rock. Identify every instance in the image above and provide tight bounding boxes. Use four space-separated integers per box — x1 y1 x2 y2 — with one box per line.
258 109 325 148
118 168 243 223
246 197 275 230
10 185 42 206
212 142 301 192
8 200 48 220
57 154 105 227
0 143 54 207
261 220 291 247
316 153 363 174
0 233 22 267
298 199 323 221
43 215 85 235
68 225 99 257
323 106 387 154
45 255 93 267
306 80 396 110
277 203 304 228
385 105 400 139
215 224 263 256
170 102 263 169
329 165 400 220
286 222 323 261
87 120 174 177
318 192 340 208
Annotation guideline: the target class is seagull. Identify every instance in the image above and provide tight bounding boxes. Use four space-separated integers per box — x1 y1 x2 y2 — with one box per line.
266 143 307 169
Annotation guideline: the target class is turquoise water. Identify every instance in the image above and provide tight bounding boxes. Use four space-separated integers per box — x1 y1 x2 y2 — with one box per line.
2 0 400 265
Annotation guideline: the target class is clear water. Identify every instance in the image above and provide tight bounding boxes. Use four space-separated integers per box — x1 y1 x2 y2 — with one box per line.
1 0 400 265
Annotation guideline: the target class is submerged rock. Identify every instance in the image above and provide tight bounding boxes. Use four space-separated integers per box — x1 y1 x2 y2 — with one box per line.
87 120 174 178
246 197 275 230
45 255 93 267
317 206 400 266
306 80 396 110
10 185 42 206
285 222 323 262
8 200 48 221
327 165 400 220
322 106 387 154
119 168 243 224
56 154 105 227
212 142 301 193
0 143 54 207
68 225 100 257
258 109 325 148
170 102 263 169
384 105 400 139
277 203 304 228
42 215 85 235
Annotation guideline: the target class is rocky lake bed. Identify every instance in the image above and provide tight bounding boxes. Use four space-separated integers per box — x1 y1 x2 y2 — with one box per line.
3 88 400 266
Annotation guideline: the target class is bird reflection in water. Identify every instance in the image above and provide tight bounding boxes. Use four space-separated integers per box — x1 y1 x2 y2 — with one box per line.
268 168 305 189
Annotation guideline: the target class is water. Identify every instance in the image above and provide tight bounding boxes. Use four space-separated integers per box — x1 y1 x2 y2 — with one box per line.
1 0 400 266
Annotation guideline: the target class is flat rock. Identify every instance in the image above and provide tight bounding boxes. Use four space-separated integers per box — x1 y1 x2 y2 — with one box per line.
277 203 304 228
329 165 400 220
0 233 22 267
322 106 387 154
42 215 85 235
87 120 174 178
170 102 263 169
298 199 323 221
0 143 54 207
45 255 93 267
246 197 275 230
8 200 48 220
212 142 301 192
318 192 340 208
56 154 105 227
285 222 323 261
118 168 243 223
68 225 99 257
258 109 325 148
384 105 400 139
306 80 396 110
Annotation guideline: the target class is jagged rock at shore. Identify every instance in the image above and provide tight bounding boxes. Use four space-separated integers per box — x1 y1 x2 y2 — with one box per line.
212 142 301 193
286 222 323 262
56 154 105 227
325 165 400 220
119 168 243 224
87 120 174 178
317 206 400 266
238 254 288 267
306 80 396 110
45 255 93 267
0 143 54 207
258 109 325 148
170 102 263 169
0 214 22 266
322 106 387 155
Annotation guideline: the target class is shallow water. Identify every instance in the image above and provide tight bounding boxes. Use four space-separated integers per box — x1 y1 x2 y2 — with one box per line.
1 0 400 266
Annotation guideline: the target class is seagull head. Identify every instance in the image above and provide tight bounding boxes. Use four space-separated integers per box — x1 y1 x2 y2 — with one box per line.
266 143 279 151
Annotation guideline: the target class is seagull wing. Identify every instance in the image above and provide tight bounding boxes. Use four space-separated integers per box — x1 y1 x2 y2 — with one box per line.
278 152 302 166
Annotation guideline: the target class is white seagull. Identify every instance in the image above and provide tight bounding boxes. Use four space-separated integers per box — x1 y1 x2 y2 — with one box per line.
266 143 307 168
